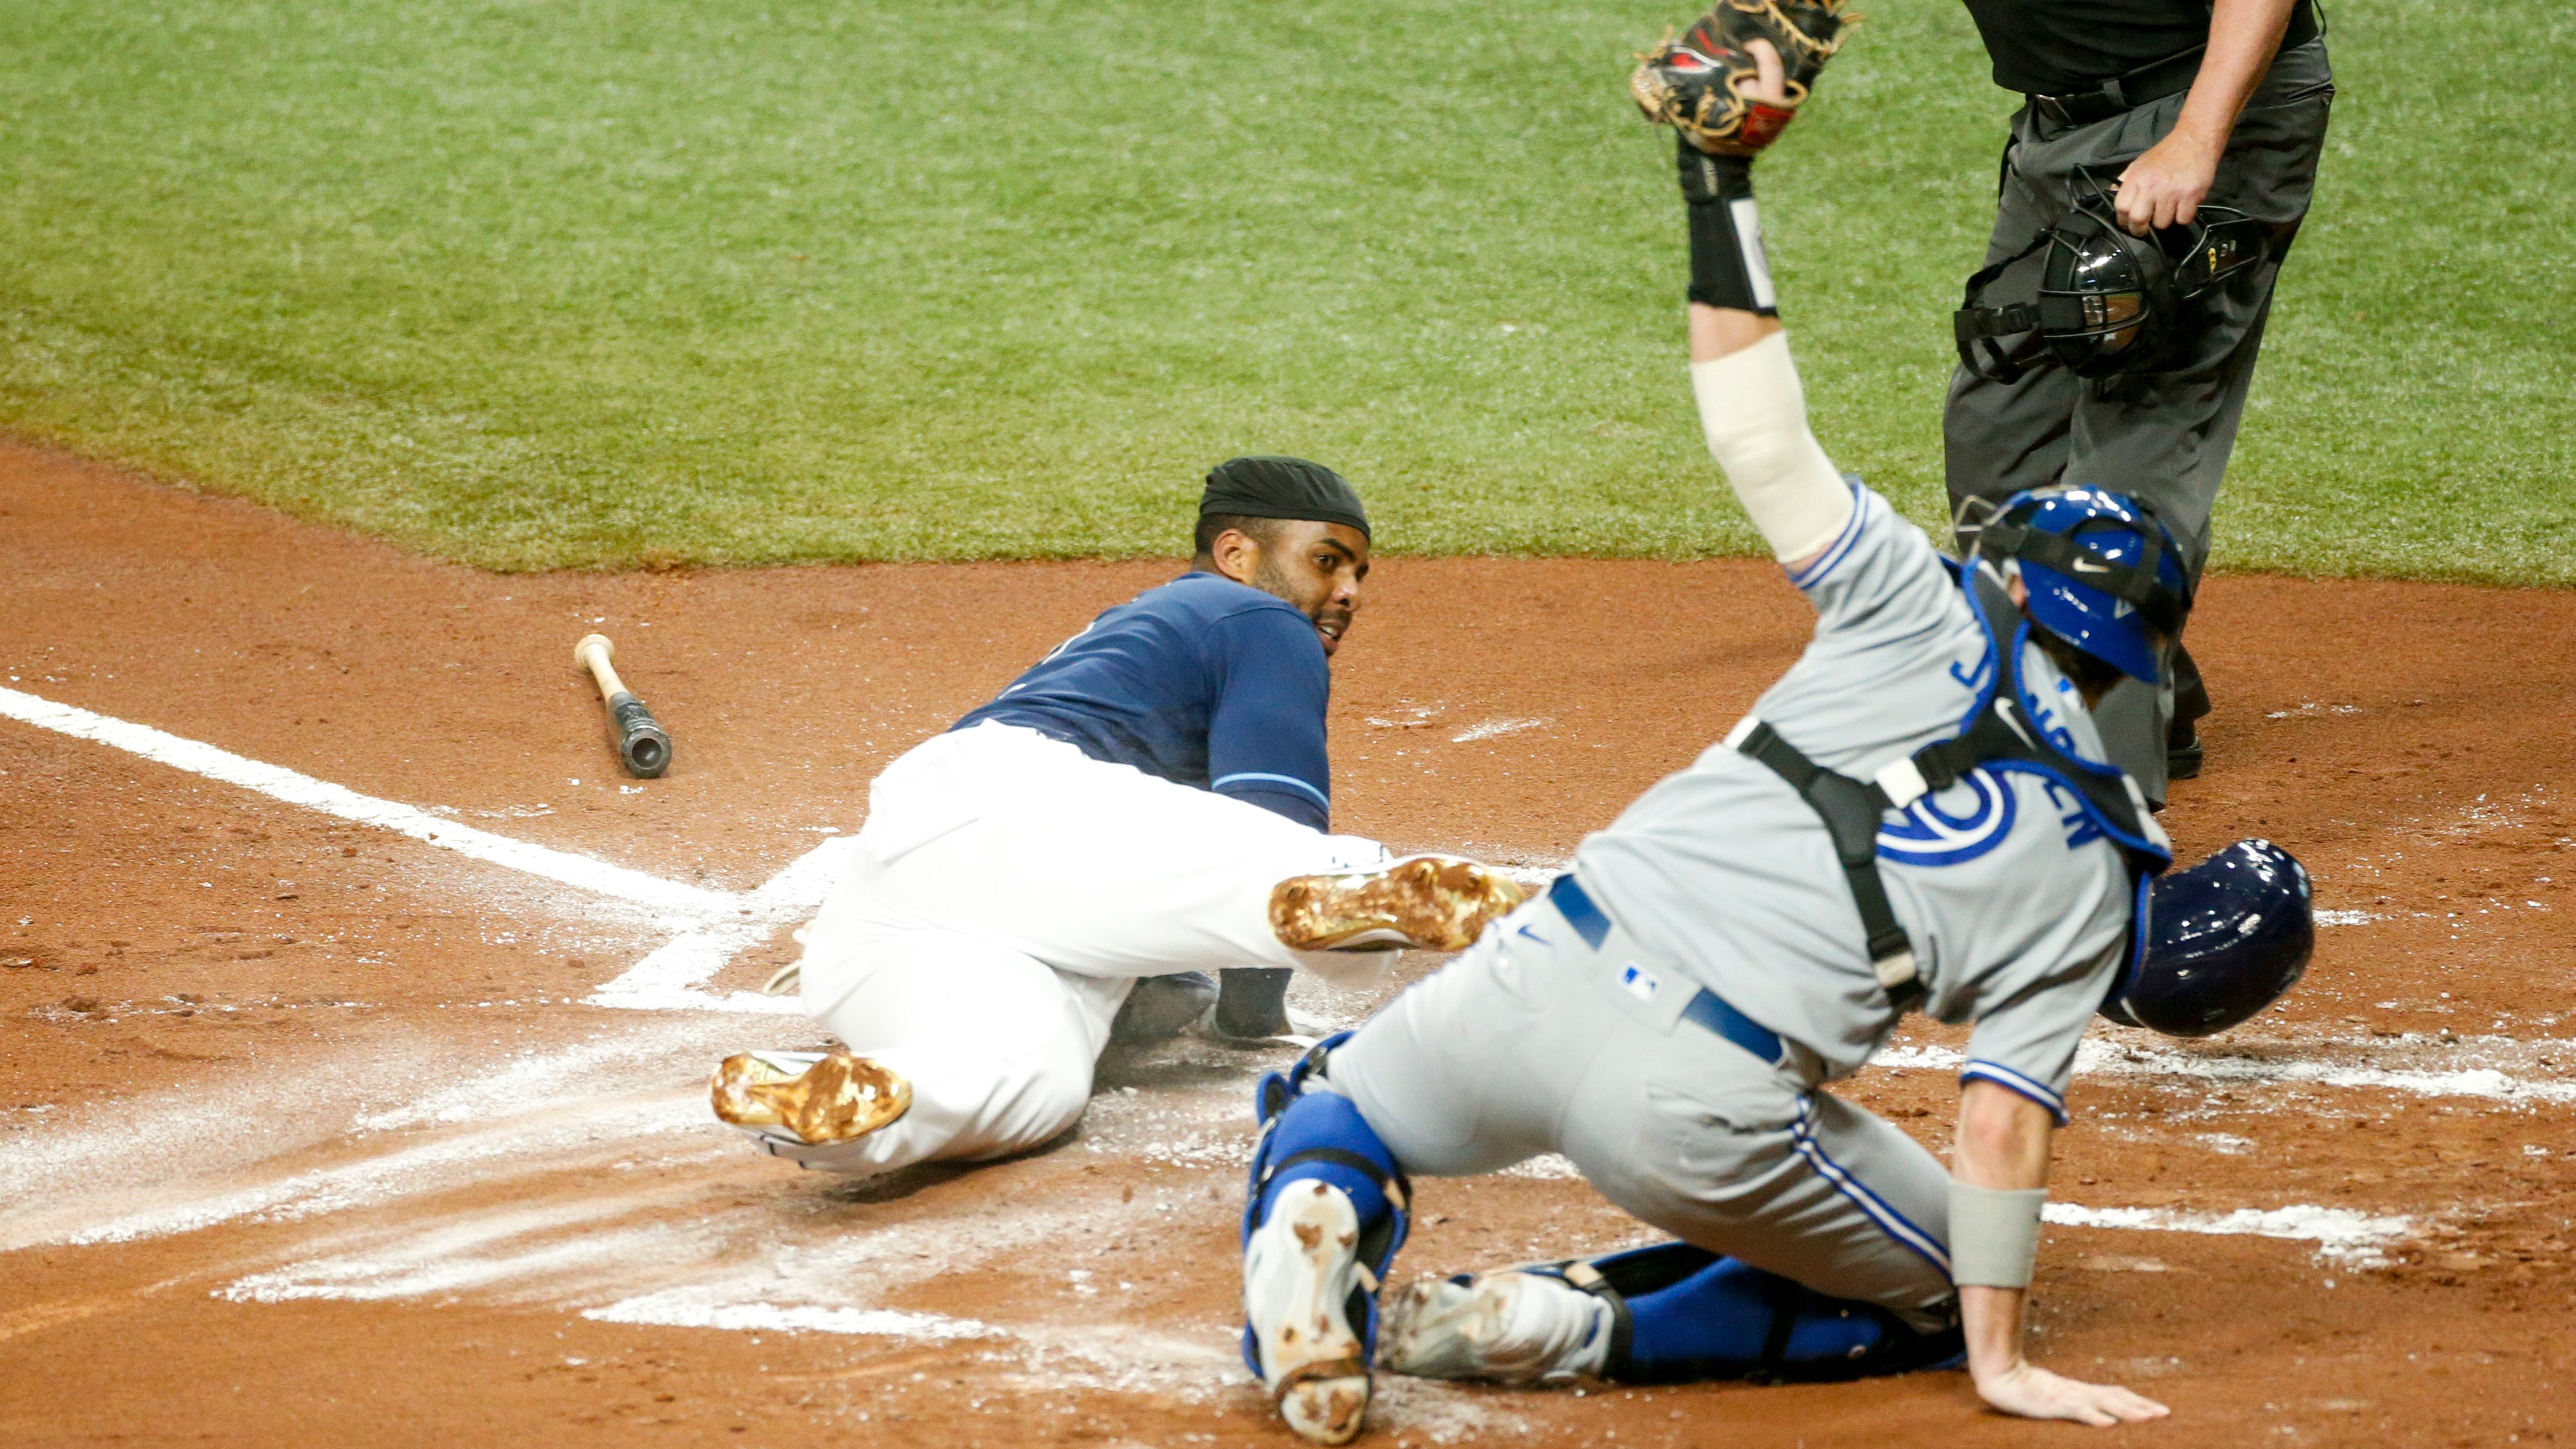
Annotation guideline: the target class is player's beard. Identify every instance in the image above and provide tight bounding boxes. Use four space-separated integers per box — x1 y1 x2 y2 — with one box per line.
1253 549 1351 655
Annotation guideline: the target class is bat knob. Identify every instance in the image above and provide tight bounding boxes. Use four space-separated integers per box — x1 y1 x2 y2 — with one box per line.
574 632 614 667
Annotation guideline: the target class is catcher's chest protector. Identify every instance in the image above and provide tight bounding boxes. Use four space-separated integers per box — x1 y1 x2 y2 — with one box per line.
1736 568 2170 1009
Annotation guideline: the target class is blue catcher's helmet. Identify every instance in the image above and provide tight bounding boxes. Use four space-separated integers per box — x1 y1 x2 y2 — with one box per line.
2105 838 2313 1036
1972 486 2192 685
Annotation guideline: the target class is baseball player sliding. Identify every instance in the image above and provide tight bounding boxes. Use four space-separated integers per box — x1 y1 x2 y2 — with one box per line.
705 457 1524 1179
1235 8 2311 1440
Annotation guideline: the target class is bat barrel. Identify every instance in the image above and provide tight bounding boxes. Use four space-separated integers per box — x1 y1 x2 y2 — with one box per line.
605 691 671 778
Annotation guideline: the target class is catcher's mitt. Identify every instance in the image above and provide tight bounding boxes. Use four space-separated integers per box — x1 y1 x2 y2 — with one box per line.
1630 0 1858 157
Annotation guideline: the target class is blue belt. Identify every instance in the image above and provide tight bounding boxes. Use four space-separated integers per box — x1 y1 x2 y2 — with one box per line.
1546 874 1785 1067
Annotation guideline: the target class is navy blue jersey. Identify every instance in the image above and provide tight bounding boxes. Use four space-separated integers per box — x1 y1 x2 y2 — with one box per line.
954 572 1334 830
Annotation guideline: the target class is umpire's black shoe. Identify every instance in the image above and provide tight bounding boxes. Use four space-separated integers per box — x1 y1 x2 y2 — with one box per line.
2167 719 2205 781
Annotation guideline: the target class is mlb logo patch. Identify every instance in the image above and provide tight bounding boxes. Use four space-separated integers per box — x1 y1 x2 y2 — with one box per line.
1620 962 1661 1004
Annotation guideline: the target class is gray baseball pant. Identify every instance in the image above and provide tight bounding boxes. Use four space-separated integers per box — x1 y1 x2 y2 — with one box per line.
1942 39 2335 803
1327 890 1958 1330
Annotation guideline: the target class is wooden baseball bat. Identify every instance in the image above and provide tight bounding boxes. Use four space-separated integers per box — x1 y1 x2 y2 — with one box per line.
573 633 671 778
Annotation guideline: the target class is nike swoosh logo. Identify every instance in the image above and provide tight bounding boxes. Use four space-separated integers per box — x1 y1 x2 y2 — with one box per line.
1516 924 1553 944
2071 557 2111 574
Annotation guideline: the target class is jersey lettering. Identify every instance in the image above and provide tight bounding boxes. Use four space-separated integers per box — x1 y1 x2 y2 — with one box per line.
2039 777 2107 849
1948 647 1995 696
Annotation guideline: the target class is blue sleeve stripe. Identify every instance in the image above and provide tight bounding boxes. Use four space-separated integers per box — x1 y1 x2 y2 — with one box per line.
1960 1061 2070 1127
1213 771 1330 809
1785 481 1870 590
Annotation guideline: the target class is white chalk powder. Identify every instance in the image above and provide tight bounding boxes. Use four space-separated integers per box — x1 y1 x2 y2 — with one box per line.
2046 1202 2413 1266
584 1290 999 1341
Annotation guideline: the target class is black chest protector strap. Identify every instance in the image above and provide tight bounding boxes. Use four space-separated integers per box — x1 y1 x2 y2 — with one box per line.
1736 569 2169 1011
1737 722 1923 1008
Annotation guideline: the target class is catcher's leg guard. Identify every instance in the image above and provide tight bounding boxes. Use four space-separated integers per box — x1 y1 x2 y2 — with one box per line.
1387 1241 1962 1387
1241 1036 1411 1444
1592 1244 1962 1383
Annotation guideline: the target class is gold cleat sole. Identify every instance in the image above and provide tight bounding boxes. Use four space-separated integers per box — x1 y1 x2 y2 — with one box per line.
1269 855 1527 953
710 1049 911 1144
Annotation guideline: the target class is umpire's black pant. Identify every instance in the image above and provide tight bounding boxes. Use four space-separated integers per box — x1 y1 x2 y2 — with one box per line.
1943 38 2334 805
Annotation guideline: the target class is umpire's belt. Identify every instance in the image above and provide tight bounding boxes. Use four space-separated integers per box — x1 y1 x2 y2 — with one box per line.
2025 0 2318 129
2027 45 2204 130
1546 873 1785 1067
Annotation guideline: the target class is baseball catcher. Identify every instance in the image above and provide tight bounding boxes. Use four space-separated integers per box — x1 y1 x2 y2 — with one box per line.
707 458 1524 1179
1231 83 2313 1443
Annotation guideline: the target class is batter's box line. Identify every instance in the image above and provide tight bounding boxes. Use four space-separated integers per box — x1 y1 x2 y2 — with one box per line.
0 684 837 1014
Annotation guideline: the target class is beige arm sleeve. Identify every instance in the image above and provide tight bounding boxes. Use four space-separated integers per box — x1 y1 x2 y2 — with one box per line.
1687 331 1854 564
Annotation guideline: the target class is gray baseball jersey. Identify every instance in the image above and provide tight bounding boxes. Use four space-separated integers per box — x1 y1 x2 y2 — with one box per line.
1575 482 2135 1123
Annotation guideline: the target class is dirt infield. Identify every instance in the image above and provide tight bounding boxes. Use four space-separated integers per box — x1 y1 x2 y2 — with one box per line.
3 436 2571 1448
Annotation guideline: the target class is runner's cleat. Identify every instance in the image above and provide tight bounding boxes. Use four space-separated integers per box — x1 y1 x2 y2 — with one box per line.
1269 855 1527 953
1244 1181 1375 1445
1381 1270 1613 1384
710 1049 911 1144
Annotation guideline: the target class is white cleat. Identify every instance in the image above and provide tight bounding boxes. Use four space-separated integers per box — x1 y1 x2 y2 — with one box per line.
1380 1270 1614 1385
1244 1181 1375 1445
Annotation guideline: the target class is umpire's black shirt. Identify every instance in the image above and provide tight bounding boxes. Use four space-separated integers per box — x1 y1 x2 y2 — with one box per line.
1962 0 2319 94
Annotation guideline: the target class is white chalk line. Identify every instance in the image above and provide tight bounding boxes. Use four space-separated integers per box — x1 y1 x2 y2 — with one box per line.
583 1292 999 1342
0 685 737 922
584 835 860 1014
0 683 832 1012
1875 1038 2576 1105
2044 1203 2413 1267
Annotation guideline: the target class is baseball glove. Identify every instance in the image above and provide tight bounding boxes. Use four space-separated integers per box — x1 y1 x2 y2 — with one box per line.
1629 0 1859 157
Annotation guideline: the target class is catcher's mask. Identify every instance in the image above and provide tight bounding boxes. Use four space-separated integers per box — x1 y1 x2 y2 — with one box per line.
2104 838 2313 1037
1955 183 2269 384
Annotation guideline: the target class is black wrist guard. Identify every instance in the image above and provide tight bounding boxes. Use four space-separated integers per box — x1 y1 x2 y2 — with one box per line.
1679 138 1776 315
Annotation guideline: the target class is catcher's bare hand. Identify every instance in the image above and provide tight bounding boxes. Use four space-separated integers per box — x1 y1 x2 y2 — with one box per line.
1741 38 1788 104
1975 1360 2172 1426
1631 0 1858 158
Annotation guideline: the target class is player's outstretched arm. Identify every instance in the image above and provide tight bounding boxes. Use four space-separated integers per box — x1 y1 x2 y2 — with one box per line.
1666 46 1854 577
1952 1082 2173 1425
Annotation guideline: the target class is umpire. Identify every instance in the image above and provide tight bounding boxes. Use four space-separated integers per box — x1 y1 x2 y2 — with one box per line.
1944 0 2334 804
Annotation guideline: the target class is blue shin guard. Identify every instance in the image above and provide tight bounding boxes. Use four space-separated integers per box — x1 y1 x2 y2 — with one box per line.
1240 1035 1412 1377
1548 1242 1964 1385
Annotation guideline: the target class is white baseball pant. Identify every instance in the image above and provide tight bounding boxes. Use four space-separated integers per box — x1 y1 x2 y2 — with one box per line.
770 722 1389 1175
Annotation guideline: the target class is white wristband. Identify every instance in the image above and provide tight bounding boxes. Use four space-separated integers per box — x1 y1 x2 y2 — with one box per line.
1948 1183 2048 1288
1687 331 1852 563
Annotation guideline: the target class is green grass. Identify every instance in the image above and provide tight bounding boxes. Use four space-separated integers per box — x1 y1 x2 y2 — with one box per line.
0 1 2567 578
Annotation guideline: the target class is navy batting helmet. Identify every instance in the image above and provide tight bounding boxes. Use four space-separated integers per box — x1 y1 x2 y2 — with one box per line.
2104 838 2314 1037
1971 486 2192 685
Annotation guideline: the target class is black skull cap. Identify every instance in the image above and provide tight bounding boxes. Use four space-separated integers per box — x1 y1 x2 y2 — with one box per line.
1200 455 1369 540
